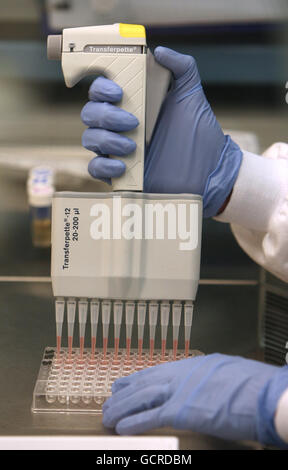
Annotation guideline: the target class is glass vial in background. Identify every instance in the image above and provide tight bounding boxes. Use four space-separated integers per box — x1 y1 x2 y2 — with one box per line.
27 166 55 248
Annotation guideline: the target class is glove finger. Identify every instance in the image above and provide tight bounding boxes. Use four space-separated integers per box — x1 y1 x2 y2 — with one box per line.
102 384 170 429
81 102 139 131
88 156 125 179
105 373 170 414
82 128 136 156
88 76 123 103
154 46 200 85
116 407 162 435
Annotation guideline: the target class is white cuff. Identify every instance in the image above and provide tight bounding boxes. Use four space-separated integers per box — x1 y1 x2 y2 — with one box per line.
275 387 288 444
215 150 288 232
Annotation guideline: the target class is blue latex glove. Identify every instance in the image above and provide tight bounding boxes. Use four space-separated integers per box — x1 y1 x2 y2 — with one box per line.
102 353 288 447
81 47 243 217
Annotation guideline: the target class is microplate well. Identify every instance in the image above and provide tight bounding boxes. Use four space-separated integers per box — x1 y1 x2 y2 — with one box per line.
32 347 203 414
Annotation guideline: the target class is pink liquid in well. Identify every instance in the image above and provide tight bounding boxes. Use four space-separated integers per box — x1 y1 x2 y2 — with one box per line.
161 339 166 361
114 337 119 358
103 337 108 359
91 336 96 357
79 336 84 359
185 340 190 358
173 339 178 361
126 337 131 358
149 338 155 360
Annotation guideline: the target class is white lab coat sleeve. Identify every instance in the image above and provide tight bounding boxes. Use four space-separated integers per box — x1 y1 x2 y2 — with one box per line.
215 142 288 443
275 388 288 443
215 142 288 283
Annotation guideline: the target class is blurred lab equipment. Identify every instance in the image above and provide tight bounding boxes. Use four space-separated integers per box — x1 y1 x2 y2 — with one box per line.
27 166 54 247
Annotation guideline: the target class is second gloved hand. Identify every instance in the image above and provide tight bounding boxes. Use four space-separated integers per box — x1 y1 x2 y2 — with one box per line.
81 47 243 218
102 353 288 447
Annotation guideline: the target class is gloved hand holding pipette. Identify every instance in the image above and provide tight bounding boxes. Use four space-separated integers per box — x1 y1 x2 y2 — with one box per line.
102 353 288 447
81 47 243 218
80 45 288 447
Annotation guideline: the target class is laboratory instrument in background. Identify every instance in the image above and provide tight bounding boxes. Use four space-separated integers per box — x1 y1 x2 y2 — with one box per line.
32 23 202 414
27 166 55 248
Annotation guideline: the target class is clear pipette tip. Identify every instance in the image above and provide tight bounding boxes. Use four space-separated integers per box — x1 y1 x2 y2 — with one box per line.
137 301 146 361
113 301 123 360
138 338 143 360
55 298 65 356
149 301 158 361
160 301 170 361
90 299 100 358
67 298 76 357
125 301 135 360
102 300 111 360
78 298 88 359
184 301 194 358
172 301 182 361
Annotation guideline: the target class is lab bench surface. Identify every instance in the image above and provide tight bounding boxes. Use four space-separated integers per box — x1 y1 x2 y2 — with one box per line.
0 281 261 450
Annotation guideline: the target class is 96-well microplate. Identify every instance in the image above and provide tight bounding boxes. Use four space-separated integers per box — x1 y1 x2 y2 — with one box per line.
32 347 203 414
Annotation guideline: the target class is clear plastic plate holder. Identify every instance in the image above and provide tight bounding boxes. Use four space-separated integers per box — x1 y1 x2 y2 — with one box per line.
32 347 203 414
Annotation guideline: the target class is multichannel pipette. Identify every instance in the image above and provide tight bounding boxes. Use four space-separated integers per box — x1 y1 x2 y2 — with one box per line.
48 23 202 366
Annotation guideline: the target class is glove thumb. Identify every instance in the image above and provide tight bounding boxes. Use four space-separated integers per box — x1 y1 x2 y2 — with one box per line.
154 46 201 86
